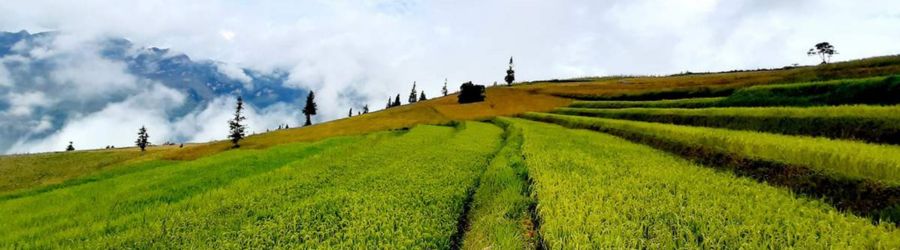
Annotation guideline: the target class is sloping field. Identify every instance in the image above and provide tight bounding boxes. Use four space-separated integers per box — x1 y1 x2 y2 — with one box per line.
554 105 900 144
0 122 504 248
4 55 900 248
500 117 899 248
569 75 900 108
521 56 900 100
0 87 569 196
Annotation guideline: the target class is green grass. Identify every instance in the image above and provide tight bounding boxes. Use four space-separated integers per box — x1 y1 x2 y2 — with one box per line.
570 97 725 109
461 123 536 249
0 122 504 248
569 75 900 108
521 113 900 187
0 150 145 194
530 56 900 100
723 75 900 106
554 105 900 144
0 135 366 248
0 160 177 202
500 117 899 248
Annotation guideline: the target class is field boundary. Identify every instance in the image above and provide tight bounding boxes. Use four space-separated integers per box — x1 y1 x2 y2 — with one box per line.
495 119 545 249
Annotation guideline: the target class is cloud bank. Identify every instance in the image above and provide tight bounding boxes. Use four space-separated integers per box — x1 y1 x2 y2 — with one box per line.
1 0 899 153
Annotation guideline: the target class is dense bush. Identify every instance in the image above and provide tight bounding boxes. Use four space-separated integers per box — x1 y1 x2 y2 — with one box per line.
458 81 486 104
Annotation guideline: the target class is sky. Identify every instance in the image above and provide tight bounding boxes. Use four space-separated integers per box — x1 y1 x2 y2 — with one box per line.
1 0 899 154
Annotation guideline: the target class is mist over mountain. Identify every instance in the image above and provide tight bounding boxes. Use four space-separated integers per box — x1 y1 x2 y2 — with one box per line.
0 30 307 154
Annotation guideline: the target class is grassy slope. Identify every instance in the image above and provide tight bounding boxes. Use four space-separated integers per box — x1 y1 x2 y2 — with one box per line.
0 53 900 246
502 117 899 248
523 113 900 186
0 87 569 195
6 56 900 195
569 75 900 108
554 105 900 144
519 55 900 100
0 122 505 248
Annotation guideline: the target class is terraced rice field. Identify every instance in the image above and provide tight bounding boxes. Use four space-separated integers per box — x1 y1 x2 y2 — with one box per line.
502 117 899 248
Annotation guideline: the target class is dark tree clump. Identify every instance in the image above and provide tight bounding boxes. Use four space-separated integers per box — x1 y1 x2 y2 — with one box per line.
419 91 427 101
393 94 401 107
458 81 486 104
135 126 149 152
302 91 317 126
363 105 369 114
442 78 448 96
66 141 75 151
505 57 515 85
807 42 837 64
386 98 392 109
228 96 247 148
408 81 418 103
348 108 353 117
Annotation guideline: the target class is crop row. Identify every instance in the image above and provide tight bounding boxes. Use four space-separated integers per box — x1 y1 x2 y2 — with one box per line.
0 122 504 248
0 135 365 248
570 75 900 107
553 105 900 144
521 113 900 221
498 117 900 248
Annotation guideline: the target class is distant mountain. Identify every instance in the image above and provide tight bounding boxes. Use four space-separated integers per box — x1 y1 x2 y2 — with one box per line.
0 30 306 152
0 30 304 111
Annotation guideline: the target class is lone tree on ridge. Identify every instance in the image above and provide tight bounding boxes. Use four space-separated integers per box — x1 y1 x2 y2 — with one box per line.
807 42 837 64
408 81 418 103
505 57 515 85
228 96 247 148
135 126 149 152
302 90 317 126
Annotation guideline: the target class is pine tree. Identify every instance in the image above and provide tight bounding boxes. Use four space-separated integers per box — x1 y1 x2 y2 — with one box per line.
135 126 149 152
386 98 392 109
419 91 427 101
363 105 369 114
505 57 515 85
302 90 317 126
66 141 75 151
228 96 247 148
393 94 401 107
408 81 418 103
348 107 353 117
441 78 448 96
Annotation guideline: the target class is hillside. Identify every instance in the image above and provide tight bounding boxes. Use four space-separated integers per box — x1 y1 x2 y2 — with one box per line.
2 55 900 248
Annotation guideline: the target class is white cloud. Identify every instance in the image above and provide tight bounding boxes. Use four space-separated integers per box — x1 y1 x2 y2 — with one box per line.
0 63 11 87
7 91 300 154
220 30 236 41
31 116 53 133
216 62 253 87
2 0 900 152
49 50 139 97
6 91 54 116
